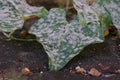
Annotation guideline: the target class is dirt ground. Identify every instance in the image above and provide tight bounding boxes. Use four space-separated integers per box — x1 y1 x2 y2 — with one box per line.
0 0 120 80
0 31 120 80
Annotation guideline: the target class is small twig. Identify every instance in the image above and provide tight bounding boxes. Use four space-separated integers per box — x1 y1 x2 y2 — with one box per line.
64 6 74 11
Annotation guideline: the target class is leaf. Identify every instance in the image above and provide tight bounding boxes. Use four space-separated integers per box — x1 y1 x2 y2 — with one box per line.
90 0 118 31
73 0 99 27
89 68 102 77
30 8 104 71
73 0 120 35
103 0 120 34
0 0 23 32
22 67 31 76
0 0 48 32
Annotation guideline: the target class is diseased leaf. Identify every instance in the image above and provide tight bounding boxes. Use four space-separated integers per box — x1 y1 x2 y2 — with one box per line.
0 0 48 32
91 0 120 33
73 0 120 34
0 0 23 32
30 8 104 70
73 0 99 27
73 0 110 31
102 0 120 34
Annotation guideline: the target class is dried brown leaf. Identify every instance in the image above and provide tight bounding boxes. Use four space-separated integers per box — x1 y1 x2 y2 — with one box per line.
89 68 102 77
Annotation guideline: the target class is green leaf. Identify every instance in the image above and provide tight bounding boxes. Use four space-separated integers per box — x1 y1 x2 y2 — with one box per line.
74 0 120 34
0 0 48 32
90 0 117 30
73 0 99 27
103 0 120 34
0 0 23 32
30 8 104 70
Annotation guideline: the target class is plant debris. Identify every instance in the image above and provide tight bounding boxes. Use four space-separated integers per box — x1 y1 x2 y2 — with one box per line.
22 67 31 76
88 68 102 77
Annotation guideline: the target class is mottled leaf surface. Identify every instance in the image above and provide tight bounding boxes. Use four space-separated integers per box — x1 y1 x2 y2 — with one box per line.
30 8 104 70
97 0 120 33
0 0 47 32
73 0 120 33
0 0 22 32
73 0 99 26
91 0 120 33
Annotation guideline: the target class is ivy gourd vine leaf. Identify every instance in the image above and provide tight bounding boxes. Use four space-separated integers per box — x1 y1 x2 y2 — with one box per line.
100 0 120 36
0 0 48 32
0 0 22 32
73 0 99 27
30 0 120 70
73 0 120 34
73 0 110 32
92 0 120 34
30 8 104 70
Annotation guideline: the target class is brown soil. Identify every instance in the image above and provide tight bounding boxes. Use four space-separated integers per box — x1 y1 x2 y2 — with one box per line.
0 31 120 80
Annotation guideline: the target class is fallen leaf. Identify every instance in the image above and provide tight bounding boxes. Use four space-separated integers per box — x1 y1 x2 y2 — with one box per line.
22 67 31 76
89 68 102 77
75 66 86 74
